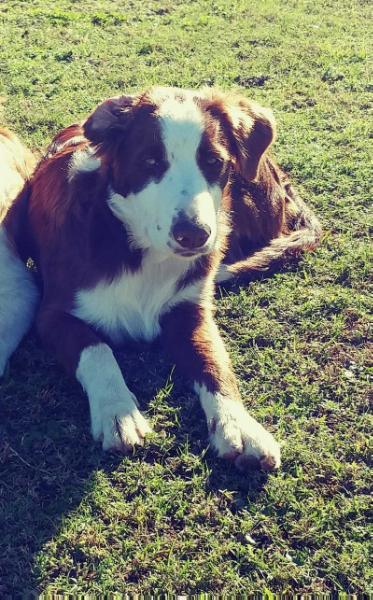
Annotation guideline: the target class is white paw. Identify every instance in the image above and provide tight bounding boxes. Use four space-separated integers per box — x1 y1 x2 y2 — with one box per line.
215 263 235 284
208 400 281 471
92 393 152 452
76 344 153 453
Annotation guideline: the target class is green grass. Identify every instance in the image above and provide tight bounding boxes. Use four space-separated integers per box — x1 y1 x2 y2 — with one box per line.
0 0 372 594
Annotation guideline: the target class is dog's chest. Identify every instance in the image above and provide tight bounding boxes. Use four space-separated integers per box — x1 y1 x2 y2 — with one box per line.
72 256 197 343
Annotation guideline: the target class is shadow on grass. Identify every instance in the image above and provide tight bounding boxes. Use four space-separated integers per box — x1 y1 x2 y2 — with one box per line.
161 370 270 501
0 336 123 593
0 334 268 594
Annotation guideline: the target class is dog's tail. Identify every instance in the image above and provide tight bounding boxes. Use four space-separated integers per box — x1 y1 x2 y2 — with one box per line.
216 182 322 284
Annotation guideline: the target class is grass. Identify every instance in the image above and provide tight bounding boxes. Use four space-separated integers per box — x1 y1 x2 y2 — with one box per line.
0 0 372 594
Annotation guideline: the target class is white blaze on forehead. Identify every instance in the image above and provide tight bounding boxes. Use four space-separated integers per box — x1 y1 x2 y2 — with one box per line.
152 89 205 166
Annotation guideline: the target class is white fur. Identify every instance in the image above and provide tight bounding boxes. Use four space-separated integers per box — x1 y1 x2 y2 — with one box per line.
76 343 152 450
195 383 281 469
72 251 209 344
0 226 39 375
215 263 235 284
0 144 27 218
68 147 101 181
107 90 223 257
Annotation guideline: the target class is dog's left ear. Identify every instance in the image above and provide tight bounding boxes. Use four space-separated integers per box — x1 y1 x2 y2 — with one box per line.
83 95 137 145
203 92 276 181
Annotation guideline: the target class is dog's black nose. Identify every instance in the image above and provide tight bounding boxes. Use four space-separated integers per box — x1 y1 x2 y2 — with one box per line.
172 219 211 250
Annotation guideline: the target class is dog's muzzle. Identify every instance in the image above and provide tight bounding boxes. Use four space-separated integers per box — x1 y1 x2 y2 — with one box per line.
171 218 211 253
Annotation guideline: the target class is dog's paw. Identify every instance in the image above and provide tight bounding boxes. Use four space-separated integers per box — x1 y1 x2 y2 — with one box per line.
208 400 281 472
92 394 152 452
215 263 235 284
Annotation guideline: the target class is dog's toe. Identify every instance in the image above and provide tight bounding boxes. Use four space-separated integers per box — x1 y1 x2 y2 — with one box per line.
92 395 152 453
209 400 281 473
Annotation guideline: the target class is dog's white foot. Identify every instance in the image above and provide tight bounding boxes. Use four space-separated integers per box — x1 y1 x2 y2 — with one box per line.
197 385 281 471
209 402 281 471
76 343 152 453
93 393 152 452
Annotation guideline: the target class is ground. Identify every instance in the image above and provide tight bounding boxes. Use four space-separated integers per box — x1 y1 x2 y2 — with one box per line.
0 0 371 594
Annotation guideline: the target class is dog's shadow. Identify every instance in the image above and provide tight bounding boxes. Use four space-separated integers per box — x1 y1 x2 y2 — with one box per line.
0 333 268 594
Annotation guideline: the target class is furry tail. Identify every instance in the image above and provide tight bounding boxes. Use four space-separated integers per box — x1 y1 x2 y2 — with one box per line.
217 191 322 284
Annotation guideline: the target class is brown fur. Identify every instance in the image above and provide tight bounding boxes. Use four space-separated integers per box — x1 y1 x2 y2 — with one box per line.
199 91 322 283
161 301 239 399
219 156 322 281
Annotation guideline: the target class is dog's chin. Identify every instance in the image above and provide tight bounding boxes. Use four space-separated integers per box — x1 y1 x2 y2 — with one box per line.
169 245 212 260
167 237 216 260
174 250 203 259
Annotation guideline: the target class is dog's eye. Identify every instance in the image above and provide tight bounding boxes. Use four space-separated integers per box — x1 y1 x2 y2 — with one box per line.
145 157 159 168
204 153 222 167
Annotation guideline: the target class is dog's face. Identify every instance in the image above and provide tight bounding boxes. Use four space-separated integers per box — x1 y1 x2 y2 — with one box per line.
83 87 276 259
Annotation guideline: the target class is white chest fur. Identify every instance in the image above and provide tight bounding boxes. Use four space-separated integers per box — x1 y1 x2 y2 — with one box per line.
72 253 205 344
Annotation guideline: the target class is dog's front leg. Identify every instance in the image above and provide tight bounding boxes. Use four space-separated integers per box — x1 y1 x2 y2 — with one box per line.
161 302 280 471
37 308 152 451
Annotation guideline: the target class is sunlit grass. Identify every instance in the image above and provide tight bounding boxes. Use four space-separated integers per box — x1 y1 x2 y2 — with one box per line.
0 0 371 594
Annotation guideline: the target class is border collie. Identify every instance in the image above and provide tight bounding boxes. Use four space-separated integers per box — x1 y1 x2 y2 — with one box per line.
1 88 322 471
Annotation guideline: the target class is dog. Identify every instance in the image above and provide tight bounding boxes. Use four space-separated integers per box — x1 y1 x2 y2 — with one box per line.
2 87 321 471
0 128 38 376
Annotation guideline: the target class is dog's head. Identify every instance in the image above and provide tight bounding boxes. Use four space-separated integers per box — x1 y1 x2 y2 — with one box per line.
83 87 276 259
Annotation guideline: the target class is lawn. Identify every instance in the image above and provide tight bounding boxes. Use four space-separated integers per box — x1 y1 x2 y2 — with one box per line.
0 0 371 594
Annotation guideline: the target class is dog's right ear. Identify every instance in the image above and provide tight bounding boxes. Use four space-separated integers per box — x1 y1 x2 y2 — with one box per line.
202 90 276 182
83 95 137 144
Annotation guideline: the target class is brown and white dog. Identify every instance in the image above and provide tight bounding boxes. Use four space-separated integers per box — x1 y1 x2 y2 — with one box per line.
0 128 38 376
1 87 321 471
